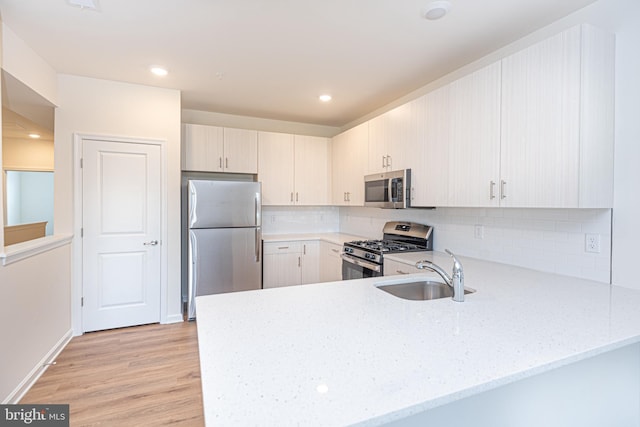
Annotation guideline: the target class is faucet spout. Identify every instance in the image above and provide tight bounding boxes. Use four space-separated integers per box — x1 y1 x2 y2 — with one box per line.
415 249 465 302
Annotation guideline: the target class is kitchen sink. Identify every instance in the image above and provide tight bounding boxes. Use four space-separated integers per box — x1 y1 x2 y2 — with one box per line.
376 280 475 301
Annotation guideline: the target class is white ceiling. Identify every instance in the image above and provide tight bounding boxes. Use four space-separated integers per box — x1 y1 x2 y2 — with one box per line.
0 0 598 127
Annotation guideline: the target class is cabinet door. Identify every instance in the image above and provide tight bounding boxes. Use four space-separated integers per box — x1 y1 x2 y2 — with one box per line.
183 124 224 172
224 128 258 173
410 91 450 207
332 122 367 205
331 130 350 206
294 135 331 205
367 112 390 174
500 27 581 207
385 102 412 172
262 242 301 288
447 62 502 207
301 241 320 284
384 259 419 276
320 241 343 282
258 131 295 205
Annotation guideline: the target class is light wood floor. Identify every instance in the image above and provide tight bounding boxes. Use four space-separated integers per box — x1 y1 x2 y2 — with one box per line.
21 322 204 426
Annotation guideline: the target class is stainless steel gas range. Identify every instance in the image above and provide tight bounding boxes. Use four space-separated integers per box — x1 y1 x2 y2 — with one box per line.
341 221 433 280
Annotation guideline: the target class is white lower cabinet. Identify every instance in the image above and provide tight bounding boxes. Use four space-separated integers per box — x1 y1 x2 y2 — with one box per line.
301 241 320 284
262 241 319 288
320 241 343 282
384 259 420 276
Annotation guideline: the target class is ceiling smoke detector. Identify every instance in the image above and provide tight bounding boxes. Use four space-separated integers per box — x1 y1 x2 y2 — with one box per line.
67 0 99 11
422 1 452 20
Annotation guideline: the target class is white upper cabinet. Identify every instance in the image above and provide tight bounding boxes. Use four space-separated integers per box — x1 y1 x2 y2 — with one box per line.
222 127 258 173
294 135 331 206
447 62 502 207
332 122 368 206
258 131 331 206
499 24 614 208
411 88 450 207
182 124 224 172
258 131 295 205
183 124 258 173
367 103 412 174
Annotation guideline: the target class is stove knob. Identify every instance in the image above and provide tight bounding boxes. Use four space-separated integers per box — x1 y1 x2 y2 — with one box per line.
345 247 352 253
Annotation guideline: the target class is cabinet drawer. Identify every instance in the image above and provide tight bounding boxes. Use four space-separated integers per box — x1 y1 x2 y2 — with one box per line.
384 259 420 276
263 241 302 255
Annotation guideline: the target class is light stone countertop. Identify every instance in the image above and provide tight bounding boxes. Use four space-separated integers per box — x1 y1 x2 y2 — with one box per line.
262 232 368 246
195 251 640 426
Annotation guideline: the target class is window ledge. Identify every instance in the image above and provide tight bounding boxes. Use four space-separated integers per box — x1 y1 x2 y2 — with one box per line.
1 234 73 266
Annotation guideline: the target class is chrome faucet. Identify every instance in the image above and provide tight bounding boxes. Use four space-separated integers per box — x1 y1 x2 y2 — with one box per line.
415 249 465 302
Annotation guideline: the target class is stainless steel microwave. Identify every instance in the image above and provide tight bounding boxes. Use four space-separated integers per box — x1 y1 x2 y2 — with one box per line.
364 169 411 209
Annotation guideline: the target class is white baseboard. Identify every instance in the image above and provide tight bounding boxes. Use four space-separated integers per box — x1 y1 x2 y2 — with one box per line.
163 313 184 324
3 329 73 404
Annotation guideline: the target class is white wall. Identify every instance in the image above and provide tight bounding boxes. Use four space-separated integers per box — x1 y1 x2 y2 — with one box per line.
0 21 73 404
6 171 54 235
55 75 183 330
609 2 640 289
1 25 57 106
182 109 340 138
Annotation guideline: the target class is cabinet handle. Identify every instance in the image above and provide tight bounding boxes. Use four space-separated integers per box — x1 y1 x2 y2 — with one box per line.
411 187 415 201
489 181 496 200
500 180 507 200
298 256 301 267
347 192 351 202
396 270 409 275
278 246 289 250
290 192 294 202
219 157 222 168
303 244 306 255
296 192 299 202
382 156 386 168
343 192 347 202
225 157 228 169
386 155 391 168
331 249 339 253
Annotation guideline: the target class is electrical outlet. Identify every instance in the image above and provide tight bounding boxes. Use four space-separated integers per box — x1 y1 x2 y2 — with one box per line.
474 224 484 239
585 233 601 253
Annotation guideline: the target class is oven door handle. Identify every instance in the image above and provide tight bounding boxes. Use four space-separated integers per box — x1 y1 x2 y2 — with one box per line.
341 254 382 273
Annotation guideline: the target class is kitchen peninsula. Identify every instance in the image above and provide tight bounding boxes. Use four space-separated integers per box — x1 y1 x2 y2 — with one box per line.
196 252 640 426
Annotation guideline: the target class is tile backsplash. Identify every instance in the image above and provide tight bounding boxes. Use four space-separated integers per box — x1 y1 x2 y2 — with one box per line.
262 206 340 234
262 205 612 283
340 206 612 284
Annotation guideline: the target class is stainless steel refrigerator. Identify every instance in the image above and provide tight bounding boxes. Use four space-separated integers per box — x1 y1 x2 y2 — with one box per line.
186 179 262 320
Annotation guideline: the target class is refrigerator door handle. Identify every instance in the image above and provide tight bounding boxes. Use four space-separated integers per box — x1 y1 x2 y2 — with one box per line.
255 227 262 263
255 191 262 263
255 191 262 226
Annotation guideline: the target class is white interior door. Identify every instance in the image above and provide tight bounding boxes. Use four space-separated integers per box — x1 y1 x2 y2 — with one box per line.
82 139 162 332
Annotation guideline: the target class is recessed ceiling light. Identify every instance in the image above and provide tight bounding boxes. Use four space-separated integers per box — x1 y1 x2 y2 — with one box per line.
422 0 452 20
150 66 168 76
28 133 41 139
319 94 332 102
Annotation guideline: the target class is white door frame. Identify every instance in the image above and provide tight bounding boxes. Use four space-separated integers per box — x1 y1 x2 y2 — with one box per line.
72 133 169 336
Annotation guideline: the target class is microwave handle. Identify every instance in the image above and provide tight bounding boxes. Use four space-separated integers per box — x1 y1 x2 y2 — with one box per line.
387 178 394 203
